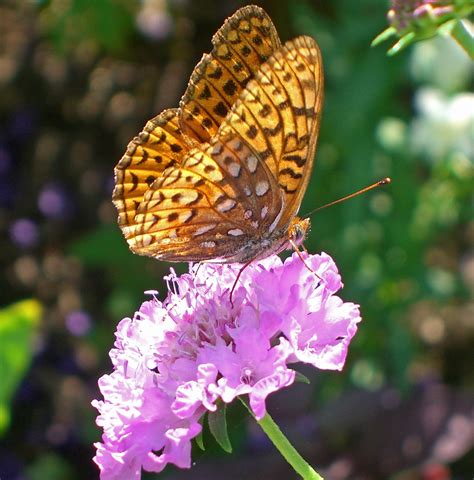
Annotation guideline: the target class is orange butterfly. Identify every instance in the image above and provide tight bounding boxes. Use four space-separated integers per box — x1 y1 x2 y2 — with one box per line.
113 5 323 265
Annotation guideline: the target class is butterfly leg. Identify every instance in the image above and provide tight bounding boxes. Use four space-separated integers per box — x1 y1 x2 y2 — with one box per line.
193 262 204 276
289 240 322 281
230 258 255 307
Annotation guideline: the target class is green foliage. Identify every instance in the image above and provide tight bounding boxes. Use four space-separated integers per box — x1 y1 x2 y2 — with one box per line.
40 0 136 54
69 224 172 318
26 452 74 480
288 0 472 397
294 371 311 385
0 299 42 435
208 403 232 453
194 423 205 451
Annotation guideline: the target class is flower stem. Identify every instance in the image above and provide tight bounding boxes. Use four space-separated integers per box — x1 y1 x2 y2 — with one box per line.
449 19 474 60
240 398 323 480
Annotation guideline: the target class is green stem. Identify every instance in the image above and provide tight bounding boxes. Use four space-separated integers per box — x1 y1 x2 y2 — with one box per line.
240 398 323 480
449 19 474 60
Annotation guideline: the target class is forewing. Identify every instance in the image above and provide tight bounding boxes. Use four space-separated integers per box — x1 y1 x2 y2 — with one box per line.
179 5 281 144
218 35 324 227
113 109 189 237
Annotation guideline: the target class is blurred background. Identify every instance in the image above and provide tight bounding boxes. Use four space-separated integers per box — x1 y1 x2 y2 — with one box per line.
0 1 472 479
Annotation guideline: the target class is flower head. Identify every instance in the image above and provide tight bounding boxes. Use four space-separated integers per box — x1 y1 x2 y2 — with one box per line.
93 252 361 479
372 0 473 55
388 0 458 33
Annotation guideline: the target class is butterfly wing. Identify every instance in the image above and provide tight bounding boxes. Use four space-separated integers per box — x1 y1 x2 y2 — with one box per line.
179 5 281 144
112 109 189 237
218 35 324 229
126 134 283 262
123 36 323 262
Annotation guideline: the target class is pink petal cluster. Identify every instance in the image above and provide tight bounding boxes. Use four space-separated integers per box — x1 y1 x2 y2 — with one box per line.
93 252 361 479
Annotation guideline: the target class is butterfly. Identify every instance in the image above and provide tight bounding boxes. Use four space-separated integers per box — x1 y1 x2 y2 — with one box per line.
113 5 324 266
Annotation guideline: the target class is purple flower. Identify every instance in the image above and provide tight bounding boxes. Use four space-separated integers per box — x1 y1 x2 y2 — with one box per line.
38 182 72 219
9 218 39 249
65 310 91 336
93 252 361 479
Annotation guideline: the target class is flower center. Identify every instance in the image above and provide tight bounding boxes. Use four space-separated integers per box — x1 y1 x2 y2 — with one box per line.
240 367 254 384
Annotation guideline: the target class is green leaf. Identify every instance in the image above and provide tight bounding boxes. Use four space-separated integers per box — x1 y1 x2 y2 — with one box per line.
194 414 206 451
371 26 397 47
194 429 205 451
208 404 232 453
0 299 42 436
388 32 417 55
448 19 474 60
294 371 311 385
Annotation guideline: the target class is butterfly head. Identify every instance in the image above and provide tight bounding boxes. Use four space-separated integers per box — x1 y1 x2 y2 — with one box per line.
288 217 310 247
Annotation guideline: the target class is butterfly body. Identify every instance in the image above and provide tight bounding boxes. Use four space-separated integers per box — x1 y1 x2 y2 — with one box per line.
113 6 323 265
211 216 310 264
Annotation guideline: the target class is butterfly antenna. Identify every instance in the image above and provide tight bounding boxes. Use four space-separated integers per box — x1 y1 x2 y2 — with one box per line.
302 177 391 218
